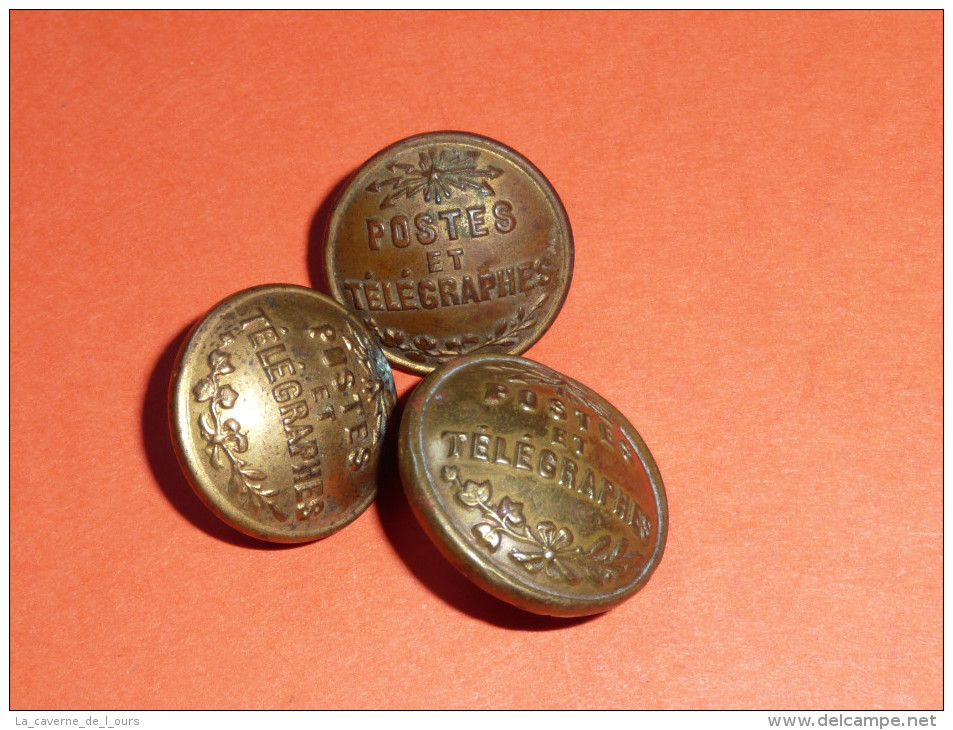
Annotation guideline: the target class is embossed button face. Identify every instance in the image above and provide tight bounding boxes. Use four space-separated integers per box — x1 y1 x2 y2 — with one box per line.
170 285 397 543
399 354 667 617
324 131 573 375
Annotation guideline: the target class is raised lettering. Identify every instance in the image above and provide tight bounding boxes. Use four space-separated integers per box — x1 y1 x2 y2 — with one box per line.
515 441 534 470
471 432 491 461
397 280 418 310
367 218 385 250
273 380 302 404
478 272 496 301
415 213 437 244
418 279 438 309
442 430 468 458
467 205 489 237
438 209 462 240
381 281 402 311
484 382 508 404
538 449 557 479
493 200 516 233
460 275 480 304
446 248 464 270
390 215 411 248
438 278 460 306
363 281 384 311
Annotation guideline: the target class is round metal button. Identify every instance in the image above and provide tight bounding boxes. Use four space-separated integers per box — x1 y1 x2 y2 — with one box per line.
170 284 397 543
324 131 573 374
399 354 667 616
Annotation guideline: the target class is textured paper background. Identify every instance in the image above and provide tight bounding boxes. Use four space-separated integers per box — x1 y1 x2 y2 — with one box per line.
10 11 941 709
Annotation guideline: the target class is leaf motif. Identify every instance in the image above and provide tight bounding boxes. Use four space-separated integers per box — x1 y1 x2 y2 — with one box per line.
413 335 437 351
548 557 580 584
217 385 238 409
635 512 652 543
511 551 545 572
207 349 234 374
587 535 612 558
240 468 267 483
382 328 405 347
457 479 491 507
210 445 228 471
441 465 459 483
446 466 636 587
608 537 629 562
580 562 609 585
497 496 525 526
494 320 508 338
192 377 216 403
472 523 501 551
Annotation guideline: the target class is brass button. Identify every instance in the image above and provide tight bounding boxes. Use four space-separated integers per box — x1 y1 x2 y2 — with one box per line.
169 284 397 543
399 354 667 616
324 131 573 374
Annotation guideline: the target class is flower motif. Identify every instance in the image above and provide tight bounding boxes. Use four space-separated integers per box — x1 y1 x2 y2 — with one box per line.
511 521 579 582
221 418 248 453
367 148 503 208
204 418 247 468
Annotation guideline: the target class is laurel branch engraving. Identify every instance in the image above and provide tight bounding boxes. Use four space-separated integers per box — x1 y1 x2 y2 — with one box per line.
441 465 641 585
192 345 286 521
339 321 395 448
366 291 550 365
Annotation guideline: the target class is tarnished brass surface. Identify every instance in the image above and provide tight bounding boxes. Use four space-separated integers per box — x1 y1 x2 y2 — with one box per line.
170 284 397 543
399 354 667 616
324 131 573 375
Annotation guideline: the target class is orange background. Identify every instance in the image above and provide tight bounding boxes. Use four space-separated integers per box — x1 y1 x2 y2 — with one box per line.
10 11 942 709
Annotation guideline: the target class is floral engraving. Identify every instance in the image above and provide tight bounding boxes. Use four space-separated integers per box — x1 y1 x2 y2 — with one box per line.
441 466 641 585
338 321 395 448
366 291 550 365
366 148 503 209
192 344 286 521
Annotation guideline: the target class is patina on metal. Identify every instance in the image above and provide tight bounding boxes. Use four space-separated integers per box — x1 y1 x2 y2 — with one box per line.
399 354 667 616
170 284 397 543
324 131 573 375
